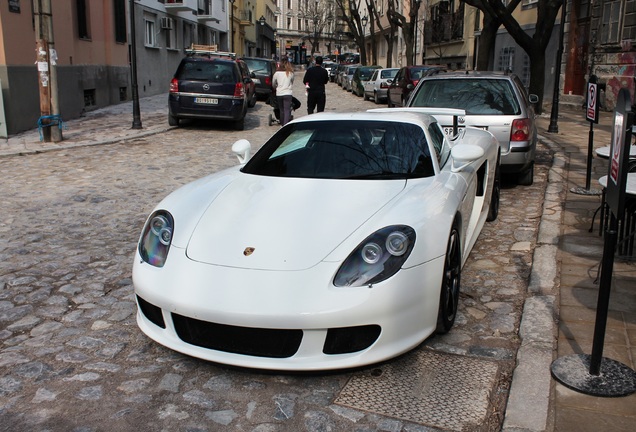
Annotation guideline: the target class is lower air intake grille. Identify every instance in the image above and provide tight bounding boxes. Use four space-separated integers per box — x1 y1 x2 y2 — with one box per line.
172 313 303 358
323 325 381 354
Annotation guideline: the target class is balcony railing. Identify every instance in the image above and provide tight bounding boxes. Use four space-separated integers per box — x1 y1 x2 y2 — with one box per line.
165 0 196 13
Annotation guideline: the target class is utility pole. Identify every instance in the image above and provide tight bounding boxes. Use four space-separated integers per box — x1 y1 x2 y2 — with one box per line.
34 0 62 142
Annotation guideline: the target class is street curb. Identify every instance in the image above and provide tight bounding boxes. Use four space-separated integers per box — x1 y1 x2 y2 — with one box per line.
0 127 173 158
502 135 563 432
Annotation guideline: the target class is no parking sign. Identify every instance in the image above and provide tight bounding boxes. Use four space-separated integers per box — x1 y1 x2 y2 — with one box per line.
586 76 599 123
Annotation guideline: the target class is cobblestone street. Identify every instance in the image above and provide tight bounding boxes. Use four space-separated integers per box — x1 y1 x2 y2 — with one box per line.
0 78 551 431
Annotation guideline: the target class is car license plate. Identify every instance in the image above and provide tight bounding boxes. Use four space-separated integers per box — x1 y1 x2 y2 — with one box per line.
252 78 260 84
194 97 218 105
443 126 462 135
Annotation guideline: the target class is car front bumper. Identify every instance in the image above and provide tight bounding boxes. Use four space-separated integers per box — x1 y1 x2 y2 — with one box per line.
133 248 445 371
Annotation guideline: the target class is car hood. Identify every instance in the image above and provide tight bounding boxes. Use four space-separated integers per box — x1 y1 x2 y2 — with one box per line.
186 174 406 271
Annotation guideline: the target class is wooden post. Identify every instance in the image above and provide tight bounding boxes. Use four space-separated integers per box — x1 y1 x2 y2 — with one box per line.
35 38 51 142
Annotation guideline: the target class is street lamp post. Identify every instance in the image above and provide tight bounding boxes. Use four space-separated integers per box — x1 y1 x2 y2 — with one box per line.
129 0 142 129
413 0 421 65
259 16 266 58
361 15 368 63
229 0 235 52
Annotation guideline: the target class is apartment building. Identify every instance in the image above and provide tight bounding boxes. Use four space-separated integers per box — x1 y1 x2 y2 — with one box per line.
0 0 230 137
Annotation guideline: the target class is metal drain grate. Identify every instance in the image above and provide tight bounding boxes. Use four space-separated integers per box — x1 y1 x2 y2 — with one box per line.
335 349 500 431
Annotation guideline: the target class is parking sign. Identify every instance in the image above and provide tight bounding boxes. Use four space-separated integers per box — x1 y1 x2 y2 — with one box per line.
586 80 599 123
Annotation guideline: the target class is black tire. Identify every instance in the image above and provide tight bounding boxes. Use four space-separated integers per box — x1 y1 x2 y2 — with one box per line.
234 116 245 131
268 113 274 126
487 158 501 222
436 222 461 334
248 92 257 108
363 92 369 101
168 113 179 127
518 162 534 186
374 92 380 105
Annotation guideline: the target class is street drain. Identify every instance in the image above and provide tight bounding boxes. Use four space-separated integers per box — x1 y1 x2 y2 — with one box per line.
335 349 500 431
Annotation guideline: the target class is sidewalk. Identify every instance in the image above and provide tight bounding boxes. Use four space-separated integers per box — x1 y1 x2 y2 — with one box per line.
2 95 635 431
535 106 636 431
0 93 170 157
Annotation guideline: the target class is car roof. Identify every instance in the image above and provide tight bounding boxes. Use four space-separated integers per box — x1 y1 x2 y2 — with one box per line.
289 109 464 130
421 70 517 79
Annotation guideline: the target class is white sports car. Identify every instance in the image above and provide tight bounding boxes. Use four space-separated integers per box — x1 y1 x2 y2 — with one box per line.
133 109 500 371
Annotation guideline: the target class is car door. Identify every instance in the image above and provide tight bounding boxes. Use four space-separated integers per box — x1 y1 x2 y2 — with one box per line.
365 70 378 98
388 68 405 107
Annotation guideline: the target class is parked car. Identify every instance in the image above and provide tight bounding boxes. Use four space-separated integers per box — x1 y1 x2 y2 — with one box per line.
342 65 359 92
407 71 538 185
336 64 348 86
322 61 337 81
241 57 277 101
387 65 445 108
363 67 399 104
351 65 382 97
169 51 256 130
133 109 499 370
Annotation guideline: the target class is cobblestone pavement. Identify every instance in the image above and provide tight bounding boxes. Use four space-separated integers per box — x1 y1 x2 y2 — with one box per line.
0 77 551 431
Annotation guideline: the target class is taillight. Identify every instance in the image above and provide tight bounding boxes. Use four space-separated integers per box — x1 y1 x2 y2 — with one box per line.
265 77 271 86
511 118 531 141
234 82 245 97
380 82 389 89
412 80 419 87
169 78 178 93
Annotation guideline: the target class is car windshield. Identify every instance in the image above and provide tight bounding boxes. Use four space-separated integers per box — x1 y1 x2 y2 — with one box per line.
242 120 434 179
410 78 521 115
177 60 235 82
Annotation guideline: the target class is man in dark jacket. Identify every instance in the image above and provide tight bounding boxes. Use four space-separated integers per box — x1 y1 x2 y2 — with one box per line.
302 56 329 114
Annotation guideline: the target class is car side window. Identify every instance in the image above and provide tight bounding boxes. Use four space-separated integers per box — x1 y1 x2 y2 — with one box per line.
428 122 451 167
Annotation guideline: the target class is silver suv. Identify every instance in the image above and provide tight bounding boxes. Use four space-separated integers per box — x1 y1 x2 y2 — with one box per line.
407 71 538 185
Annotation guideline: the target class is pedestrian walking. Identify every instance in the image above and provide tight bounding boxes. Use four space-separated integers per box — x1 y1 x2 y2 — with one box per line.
303 56 329 115
272 58 295 126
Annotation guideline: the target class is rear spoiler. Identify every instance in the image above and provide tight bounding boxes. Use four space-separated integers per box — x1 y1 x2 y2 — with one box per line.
368 107 466 136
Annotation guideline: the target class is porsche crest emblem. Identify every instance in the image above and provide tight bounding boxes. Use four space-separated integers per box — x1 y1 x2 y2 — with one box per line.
243 247 255 256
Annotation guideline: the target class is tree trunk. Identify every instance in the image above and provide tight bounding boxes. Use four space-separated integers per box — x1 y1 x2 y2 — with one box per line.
529 49 546 114
476 15 500 70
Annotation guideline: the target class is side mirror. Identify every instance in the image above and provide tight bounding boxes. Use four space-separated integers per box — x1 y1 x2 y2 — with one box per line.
529 94 539 104
450 145 484 173
232 139 252 164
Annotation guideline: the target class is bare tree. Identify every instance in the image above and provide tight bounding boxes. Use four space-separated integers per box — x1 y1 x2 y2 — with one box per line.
299 1 338 55
462 0 564 113
386 0 422 66
334 0 368 64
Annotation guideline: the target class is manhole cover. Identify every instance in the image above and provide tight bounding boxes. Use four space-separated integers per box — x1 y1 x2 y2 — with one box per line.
335 349 500 431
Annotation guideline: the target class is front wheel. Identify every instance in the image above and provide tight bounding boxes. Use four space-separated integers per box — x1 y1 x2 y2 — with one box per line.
436 223 461 334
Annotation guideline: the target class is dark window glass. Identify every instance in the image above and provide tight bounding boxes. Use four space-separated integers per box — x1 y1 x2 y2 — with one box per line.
410 78 521 115
77 0 90 39
243 120 434 179
114 0 126 43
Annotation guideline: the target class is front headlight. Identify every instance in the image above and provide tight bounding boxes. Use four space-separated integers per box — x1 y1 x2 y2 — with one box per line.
334 225 416 287
139 210 174 267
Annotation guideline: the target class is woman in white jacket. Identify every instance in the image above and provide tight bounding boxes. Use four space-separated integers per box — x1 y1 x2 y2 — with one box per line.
272 59 295 126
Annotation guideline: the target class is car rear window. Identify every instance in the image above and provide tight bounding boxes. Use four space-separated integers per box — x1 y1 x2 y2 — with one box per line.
243 59 270 73
242 120 434 179
176 60 236 82
410 78 521 115
381 69 398 79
